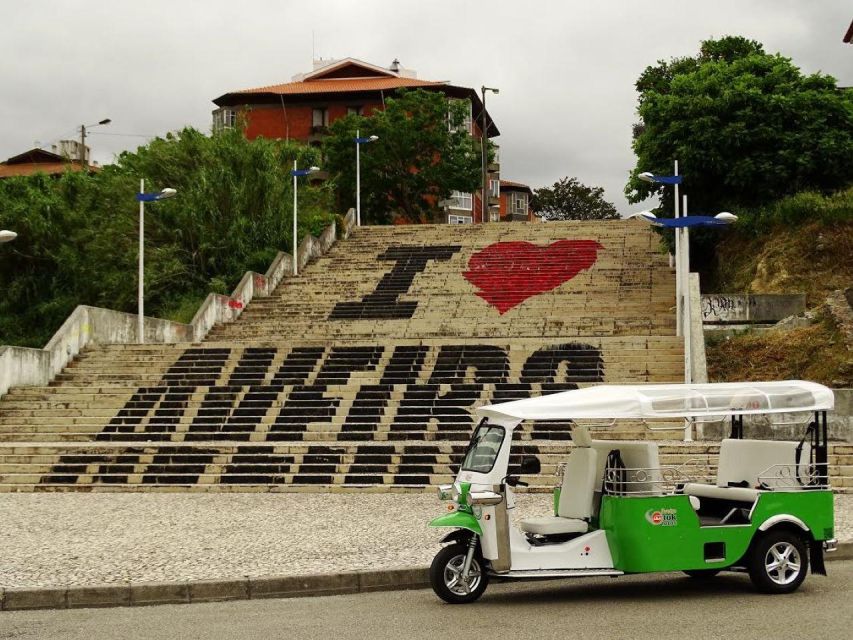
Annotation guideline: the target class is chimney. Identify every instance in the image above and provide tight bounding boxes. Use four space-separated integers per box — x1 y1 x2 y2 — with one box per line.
390 58 400 74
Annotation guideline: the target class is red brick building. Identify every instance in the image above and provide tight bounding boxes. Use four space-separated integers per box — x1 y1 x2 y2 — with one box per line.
0 148 93 179
212 58 505 224
498 179 535 222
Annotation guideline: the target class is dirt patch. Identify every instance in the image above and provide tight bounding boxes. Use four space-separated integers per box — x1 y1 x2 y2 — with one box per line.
706 312 852 386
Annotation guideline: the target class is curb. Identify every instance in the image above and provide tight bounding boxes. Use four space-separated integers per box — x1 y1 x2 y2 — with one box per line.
2 544 852 612
0 567 430 612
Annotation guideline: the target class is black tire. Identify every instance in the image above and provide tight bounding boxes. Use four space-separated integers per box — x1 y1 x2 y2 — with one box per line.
683 569 721 579
748 530 809 594
429 542 489 604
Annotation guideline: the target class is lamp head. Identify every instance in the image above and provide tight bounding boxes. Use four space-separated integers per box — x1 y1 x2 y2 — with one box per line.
714 212 737 223
628 211 656 220
99 118 112 125
309 166 320 173
0 229 17 243
158 188 177 199
638 172 656 183
368 135 379 142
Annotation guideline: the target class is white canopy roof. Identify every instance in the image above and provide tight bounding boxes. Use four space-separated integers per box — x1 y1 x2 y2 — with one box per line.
477 381 834 423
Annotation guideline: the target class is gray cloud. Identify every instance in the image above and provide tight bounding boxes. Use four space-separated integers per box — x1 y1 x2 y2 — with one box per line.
1 0 850 214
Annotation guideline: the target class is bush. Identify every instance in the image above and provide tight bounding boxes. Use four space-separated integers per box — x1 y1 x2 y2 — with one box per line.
0 127 335 347
738 187 853 235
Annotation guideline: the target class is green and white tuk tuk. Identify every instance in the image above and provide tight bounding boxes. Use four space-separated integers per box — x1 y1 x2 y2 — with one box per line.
429 381 837 603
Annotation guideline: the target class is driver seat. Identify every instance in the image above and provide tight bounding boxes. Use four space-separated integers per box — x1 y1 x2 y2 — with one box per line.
520 426 598 536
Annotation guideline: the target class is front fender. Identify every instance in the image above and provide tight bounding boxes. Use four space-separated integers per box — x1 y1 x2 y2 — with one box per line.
429 511 482 536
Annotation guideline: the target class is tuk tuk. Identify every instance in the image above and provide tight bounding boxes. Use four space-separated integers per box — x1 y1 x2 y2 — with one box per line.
428 381 837 603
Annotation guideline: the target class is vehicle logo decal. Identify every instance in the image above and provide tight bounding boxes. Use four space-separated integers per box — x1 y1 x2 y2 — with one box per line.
645 508 677 526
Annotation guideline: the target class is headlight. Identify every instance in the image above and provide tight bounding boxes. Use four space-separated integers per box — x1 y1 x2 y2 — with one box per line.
466 491 503 506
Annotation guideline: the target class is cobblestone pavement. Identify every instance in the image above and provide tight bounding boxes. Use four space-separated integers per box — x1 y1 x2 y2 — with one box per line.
1 493 850 589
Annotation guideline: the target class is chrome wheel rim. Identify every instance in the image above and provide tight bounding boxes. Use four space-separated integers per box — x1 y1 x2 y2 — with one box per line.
443 554 482 596
764 541 802 586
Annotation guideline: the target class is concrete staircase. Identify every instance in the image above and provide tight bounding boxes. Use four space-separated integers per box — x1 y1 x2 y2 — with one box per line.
1 220 699 491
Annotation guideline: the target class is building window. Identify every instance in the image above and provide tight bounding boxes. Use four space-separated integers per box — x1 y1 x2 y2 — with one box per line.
212 108 237 130
347 106 362 116
511 192 528 216
312 108 329 128
446 190 473 211
489 179 500 198
449 214 473 224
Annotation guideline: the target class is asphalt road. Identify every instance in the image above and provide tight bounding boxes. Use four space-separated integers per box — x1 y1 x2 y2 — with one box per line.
3 561 852 640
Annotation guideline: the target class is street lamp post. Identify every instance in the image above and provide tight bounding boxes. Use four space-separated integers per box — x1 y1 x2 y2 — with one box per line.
629 208 737 441
80 118 111 167
135 182 177 344
0 230 17 244
290 163 320 275
355 130 379 227
480 86 499 224
639 161 681 335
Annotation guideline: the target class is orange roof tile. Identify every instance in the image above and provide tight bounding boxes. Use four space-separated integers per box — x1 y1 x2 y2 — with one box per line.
0 163 94 179
235 76 445 96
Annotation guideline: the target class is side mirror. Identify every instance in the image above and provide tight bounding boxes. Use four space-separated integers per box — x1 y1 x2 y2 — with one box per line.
519 455 541 475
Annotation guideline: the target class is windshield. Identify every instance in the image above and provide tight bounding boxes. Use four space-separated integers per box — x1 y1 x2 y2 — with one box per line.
461 423 505 473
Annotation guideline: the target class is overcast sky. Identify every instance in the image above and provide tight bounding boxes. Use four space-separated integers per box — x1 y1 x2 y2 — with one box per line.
2 1 851 214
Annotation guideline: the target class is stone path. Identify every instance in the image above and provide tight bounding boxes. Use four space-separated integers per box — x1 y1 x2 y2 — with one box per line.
1 493 850 588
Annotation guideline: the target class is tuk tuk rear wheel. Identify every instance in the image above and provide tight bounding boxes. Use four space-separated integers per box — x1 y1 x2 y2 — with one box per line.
430 542 489 604
748 530 809 594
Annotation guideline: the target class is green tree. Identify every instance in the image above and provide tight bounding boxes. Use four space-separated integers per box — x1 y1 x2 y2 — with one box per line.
532 177 619 221
322 89 483 223
625 36 853 216
0 127 333 347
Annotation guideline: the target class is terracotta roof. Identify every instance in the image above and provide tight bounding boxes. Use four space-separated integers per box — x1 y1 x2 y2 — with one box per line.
234 76 445 96
0 162 93 179
500 179 532 193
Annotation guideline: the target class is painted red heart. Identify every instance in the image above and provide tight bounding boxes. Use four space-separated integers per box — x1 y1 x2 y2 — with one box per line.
463 240 603 314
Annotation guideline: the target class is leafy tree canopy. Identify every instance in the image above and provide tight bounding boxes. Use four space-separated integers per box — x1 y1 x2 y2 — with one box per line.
0 127 332 347
322 89 483 224
625 36 853 216
532 177 619 221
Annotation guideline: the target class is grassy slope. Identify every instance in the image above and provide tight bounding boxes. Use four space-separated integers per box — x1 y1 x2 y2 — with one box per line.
705 219 853 386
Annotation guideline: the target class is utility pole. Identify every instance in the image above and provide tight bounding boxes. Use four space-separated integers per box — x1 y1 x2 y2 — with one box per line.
80 125 87 167
79 119 111 168
480 86 498 224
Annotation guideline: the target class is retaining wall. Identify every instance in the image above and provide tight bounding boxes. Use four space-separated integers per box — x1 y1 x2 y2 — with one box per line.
700 293 806 324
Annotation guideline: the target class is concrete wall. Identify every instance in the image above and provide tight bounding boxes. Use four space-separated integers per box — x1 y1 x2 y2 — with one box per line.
700 293 806 324
0 209 356 399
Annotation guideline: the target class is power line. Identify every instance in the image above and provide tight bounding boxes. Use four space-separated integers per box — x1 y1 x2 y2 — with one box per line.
86 131 156 138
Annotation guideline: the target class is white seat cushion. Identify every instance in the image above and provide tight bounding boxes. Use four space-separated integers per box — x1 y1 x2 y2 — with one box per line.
558 448 598 519
520 516 589 536
683 482 759 503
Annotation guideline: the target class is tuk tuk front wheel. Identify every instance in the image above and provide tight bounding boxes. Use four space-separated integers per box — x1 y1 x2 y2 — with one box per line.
430 542 489 604
747 530 809 594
